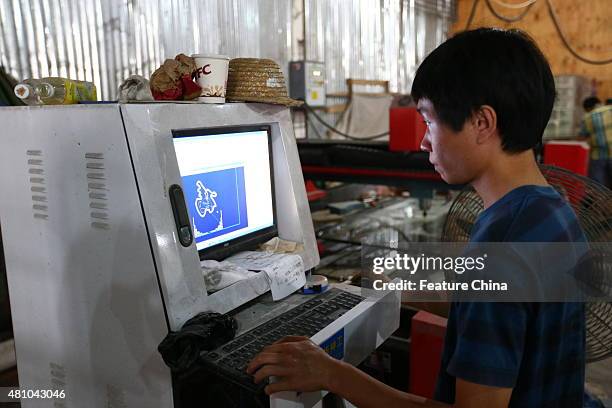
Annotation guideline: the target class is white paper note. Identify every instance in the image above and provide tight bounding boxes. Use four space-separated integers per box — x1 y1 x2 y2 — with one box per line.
226 251 306 300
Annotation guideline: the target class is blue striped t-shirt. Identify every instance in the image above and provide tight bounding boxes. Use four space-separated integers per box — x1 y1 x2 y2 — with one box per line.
435 185 586 407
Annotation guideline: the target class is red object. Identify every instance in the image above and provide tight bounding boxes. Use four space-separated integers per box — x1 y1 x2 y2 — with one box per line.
389 107 427 152
316 240 326 255
542 141 590 206
543 141 590 176
301 165 441 181
181 74 202 100
305 180 327 201
152 87 182 101
410 311 447 399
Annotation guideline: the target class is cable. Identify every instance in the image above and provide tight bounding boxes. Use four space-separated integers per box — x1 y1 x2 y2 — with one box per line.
485 0 534 22
465 0 480 30
490 0 538 9
302 109 324 139
305 103 389 140
546 0 612 65
303 103 389 140
465 0 611 65
308 118 324 139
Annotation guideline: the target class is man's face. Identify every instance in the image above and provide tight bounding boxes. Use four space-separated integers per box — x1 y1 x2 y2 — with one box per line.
417 98 484 185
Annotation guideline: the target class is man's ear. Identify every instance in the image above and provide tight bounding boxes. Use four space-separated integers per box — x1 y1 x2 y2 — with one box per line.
472 105 497 144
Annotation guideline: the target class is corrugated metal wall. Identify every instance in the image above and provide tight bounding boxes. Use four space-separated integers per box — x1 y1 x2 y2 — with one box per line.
0 0 292 100
0 0 453 102
305 0 454 94
303 0 454 138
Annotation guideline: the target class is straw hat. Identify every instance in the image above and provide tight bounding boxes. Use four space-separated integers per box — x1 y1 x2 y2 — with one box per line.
226 58 303 107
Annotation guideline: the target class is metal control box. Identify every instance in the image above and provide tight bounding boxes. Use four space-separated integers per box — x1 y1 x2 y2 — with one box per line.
289 61 326 107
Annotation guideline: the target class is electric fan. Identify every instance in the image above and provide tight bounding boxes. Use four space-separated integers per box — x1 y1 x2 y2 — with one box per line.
441 165 612 362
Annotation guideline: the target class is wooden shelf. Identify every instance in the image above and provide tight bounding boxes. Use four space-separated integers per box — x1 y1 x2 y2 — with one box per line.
327 92 350 98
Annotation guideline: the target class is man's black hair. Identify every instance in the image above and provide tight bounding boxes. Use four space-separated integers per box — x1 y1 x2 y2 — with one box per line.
411 28 555 153
582 96 601 111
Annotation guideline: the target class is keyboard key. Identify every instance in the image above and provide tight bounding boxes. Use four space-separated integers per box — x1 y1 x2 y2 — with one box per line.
252 328 267 336
222 343 237 352
207 289 362 393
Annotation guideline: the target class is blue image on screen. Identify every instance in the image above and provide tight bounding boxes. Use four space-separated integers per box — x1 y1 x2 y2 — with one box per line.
182 166 248 245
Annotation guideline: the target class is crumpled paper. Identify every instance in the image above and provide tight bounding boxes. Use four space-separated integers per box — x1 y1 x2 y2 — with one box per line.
150 53 201 100
259 237 303 254
117 75 154 102
200 259 257 292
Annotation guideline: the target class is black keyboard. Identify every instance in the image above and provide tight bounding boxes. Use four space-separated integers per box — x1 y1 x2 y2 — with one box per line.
199 288 364 393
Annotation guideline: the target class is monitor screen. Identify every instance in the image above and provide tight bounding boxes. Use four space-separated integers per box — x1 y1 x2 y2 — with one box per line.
172 125 276 259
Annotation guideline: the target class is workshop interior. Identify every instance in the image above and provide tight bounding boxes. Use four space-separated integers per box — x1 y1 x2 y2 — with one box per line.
0 0 611 407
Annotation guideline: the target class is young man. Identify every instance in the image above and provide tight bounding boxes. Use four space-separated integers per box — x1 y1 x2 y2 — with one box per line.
579 96 611 188
247 28 586 407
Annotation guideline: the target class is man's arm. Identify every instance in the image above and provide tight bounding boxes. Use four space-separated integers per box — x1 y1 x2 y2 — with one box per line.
577 117 591 140
247 336 512 408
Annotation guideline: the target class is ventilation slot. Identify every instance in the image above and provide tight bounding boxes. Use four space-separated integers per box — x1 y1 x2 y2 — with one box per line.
86 153 109 230
26 150 48 220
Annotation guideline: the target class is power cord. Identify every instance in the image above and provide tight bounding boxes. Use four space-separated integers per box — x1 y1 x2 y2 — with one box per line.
490 0 538 9
485 0 534 23
303 102 389 140
545 0 612 65
465 0 478 29
466 0 612 65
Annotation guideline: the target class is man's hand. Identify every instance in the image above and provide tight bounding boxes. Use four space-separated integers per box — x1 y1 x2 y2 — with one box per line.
247 336 511 408
246 336 340 395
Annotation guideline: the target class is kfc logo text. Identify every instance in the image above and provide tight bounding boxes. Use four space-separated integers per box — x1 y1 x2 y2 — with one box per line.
192 64 212 80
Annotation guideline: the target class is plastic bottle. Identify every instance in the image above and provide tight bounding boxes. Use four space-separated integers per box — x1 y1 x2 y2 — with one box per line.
14 77 97 105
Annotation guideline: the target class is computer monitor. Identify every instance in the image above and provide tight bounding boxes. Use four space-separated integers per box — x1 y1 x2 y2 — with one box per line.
172 125 277 260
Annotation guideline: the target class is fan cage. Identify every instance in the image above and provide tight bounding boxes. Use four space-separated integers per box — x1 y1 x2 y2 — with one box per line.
441 165 612 363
